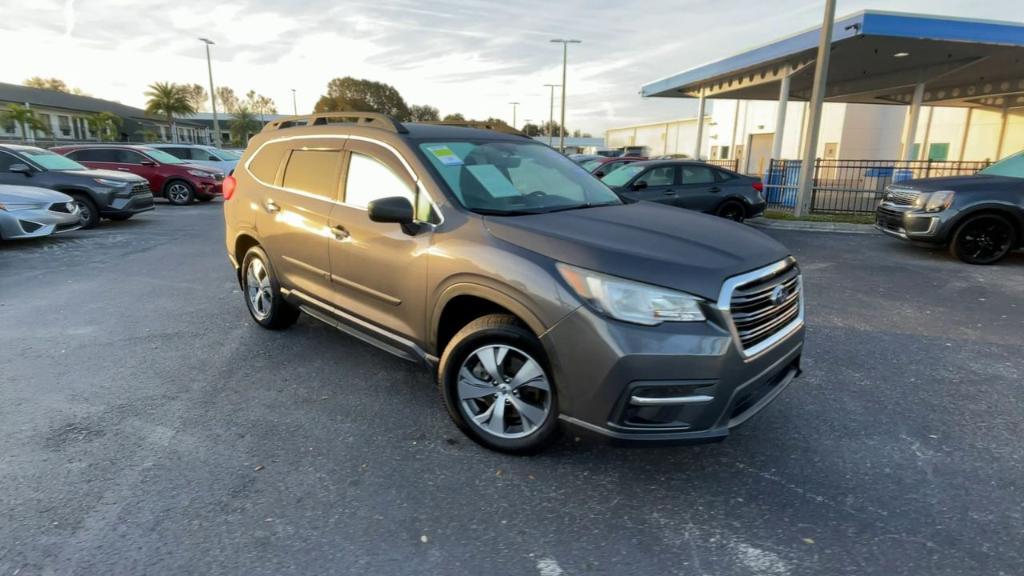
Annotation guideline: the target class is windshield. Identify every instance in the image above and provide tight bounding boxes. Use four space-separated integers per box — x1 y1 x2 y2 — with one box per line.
21 148 88 171
979 152 1024 178
217 149 243 160
418 140 621 215
142 148 185 164
601 164 645 187
580 159 604 172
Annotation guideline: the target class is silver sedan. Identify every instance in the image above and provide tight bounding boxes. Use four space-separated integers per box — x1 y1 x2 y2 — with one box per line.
0 184 82 240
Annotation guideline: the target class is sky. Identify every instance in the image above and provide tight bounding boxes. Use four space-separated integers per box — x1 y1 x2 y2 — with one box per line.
0 0 1016 134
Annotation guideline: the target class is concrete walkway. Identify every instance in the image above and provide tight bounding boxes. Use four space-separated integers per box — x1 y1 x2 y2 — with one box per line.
747 217 876 234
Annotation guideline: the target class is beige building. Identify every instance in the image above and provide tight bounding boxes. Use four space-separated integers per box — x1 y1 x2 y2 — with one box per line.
606 100 1022 175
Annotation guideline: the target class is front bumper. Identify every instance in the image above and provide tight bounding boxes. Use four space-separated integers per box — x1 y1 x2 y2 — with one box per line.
196 180 223 198
0 205 82 240
875 203 942 242
101 191 155 217
542 302 804 445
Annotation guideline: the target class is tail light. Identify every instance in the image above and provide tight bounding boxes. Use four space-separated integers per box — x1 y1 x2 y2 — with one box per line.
752 181 764 193
222 175 237 200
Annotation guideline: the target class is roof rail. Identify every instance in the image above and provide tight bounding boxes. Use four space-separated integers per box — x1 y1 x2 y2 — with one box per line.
261 112 408 134
421 121 529 138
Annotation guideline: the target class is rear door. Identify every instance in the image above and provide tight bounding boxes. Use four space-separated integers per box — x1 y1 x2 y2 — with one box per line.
255 139 341 298
114 149 161 189
327 139 434 343
672 164 721 212
620 165 679 205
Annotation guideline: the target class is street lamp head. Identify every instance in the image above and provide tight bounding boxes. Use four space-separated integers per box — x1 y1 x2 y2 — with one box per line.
199 37 215 45
550 39 581 44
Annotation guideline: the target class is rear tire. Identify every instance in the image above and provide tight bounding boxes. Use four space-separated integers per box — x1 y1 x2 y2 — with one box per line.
71 194 100 229
241 246 299 329
438 314 559 454
949 213 1016 265
165 180 195 206
715 200 746 222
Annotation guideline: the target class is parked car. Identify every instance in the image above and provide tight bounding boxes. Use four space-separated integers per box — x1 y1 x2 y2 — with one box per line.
223 112 804 453
568 153 603 164
0 144 153 228
875 151 1024 264
52 144 224 205
601 160 766 222
580 156 647 178
0 184 81 240
148 144 240 174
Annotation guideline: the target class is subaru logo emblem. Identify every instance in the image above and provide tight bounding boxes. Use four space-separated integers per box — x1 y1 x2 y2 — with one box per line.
770 285 788 306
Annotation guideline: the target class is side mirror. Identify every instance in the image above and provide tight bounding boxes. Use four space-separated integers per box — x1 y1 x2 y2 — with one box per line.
368 196 422 234
9 163 33 176
632 180 648 191
595 170 605 178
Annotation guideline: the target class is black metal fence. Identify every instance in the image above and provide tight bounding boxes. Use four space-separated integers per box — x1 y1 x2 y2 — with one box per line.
763 159 991 214
706 158 740 172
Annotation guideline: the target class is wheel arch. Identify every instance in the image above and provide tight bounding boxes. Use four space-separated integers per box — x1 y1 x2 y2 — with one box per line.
431 283 547 357
232 232 262 284
947 203 1024 247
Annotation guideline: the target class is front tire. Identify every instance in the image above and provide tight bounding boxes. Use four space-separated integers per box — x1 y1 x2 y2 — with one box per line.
241 246 299 329
716 200 746 222
438 314 559 454
949 214 1016 265
165 180 195 206
71 194 100 229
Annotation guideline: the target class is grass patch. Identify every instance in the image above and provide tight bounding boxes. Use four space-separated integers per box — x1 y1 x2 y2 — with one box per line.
764 210 874 225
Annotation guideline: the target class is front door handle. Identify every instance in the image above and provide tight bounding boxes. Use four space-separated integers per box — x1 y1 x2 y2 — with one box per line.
663 189 675 195
264 200 280 213
710 186 721 193
116 168 130 171
332 225 350 240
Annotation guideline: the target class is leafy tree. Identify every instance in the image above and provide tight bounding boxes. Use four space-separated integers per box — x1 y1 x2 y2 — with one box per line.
314 77 410 121
408 104 440 122
145 82 196 143
539 120 567 138
0 104 51 140
23 77 86 95
245 90 277 122
442 113 466 122
85 112 122 141
521 123 542 137
230 105 260 146
482 117 510 128
181 83 209 112
216 87 240 114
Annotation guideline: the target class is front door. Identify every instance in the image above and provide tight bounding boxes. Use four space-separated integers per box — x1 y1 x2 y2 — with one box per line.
255 141 340 298
621 165 679 205
328 139 432 343
673 164 721 211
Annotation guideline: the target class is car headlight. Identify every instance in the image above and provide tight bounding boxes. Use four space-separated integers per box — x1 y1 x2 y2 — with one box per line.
921 190 955 213
556 263 706 325
93 177 128 187
187 169 215 178
0 202 44 211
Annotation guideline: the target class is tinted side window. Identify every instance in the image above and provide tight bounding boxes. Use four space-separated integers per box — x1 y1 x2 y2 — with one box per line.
715 169 736 181
0 151 20 171
344 152 414 209
68 148 117 162
116 150 148 164
281 149 341 199
681 165 715 185
637 166 675 186
161 147 189 160
248 142 289 185
190 148 219 161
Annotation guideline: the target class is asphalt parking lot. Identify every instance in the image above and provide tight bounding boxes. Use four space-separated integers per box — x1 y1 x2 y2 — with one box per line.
1 203 1022 576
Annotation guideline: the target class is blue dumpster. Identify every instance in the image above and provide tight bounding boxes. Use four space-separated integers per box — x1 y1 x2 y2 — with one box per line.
765 161 801 207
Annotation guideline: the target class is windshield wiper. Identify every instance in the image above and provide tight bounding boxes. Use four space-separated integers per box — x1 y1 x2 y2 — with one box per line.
538 201 620 214
471 208 551 216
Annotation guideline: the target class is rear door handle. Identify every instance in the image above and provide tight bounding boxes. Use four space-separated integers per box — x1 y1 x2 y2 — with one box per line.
332 225 350 240
264 200 280 213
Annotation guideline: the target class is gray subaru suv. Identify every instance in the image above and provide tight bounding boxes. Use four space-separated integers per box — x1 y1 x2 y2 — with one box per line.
223 113 805 453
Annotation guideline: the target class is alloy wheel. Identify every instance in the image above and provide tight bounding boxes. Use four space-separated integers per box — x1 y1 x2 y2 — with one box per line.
719 203 744 222
457 345 552 439
245 257 273 320
958 217 1012 263
75 200 91 225
167 184 191 204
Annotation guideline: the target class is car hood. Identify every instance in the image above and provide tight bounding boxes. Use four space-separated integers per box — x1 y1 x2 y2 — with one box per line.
0 184 73 203
180 163 223 175
63 169 147 183
483 201 791 300
893 175 1024 193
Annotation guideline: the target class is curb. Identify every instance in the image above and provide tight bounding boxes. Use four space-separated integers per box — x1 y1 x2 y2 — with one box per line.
747 218 877 235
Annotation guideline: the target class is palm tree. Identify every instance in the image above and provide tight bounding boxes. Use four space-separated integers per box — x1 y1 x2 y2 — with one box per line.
85 112 123 142
0 104 51 141
144 82 196 143
229 105 260 146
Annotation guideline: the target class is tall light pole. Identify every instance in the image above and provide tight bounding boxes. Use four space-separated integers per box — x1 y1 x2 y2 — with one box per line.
199 37 220 147
550 39 581 153
291 89 297 115
793 0 836 217
543 83 560 147
508 101 520 129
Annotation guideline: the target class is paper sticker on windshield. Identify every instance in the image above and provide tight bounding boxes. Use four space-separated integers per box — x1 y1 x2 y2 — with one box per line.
426 145 463 166
466 165 522 198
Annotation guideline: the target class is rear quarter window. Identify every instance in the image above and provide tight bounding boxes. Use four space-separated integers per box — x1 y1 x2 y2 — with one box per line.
247 142 289 185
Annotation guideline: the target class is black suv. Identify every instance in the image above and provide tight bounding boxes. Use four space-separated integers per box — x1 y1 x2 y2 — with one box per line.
224 113 805 453
876 151 1024 264
0 144 153 228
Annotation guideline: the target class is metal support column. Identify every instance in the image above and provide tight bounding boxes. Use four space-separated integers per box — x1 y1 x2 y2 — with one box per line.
996 100 1010 160
694 88 706 160
901 82 925 161
771 66 791 163
794 0 836 217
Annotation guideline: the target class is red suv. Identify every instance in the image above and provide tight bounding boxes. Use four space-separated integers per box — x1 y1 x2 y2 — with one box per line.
52 144 224 205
